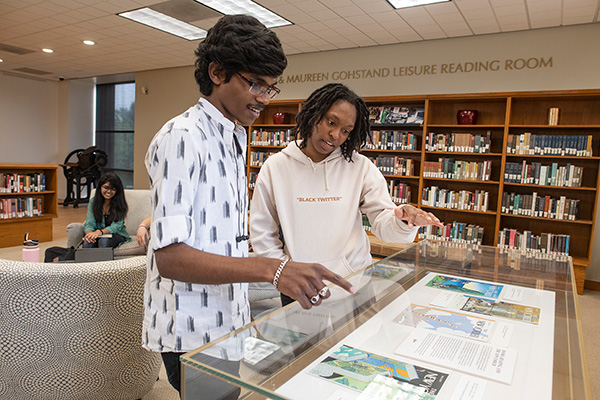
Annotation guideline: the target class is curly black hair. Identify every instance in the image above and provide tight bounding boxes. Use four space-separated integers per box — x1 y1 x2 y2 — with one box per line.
295 83 370 162
194 15 287 96
92 172 128 225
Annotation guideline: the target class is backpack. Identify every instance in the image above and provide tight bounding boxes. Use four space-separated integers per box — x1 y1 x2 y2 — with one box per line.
44 241 82 262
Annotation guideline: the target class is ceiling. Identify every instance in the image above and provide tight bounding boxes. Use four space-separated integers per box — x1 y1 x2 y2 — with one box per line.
0 0 599 82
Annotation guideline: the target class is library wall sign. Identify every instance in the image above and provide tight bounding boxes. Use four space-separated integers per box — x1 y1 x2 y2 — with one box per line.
279 56 553 85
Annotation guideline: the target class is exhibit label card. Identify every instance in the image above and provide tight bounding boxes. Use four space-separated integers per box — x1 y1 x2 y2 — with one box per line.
448 376 488 400
425 275 503 299
395 329 517 384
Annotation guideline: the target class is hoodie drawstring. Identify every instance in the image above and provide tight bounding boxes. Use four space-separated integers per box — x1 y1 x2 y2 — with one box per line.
324 160 329 192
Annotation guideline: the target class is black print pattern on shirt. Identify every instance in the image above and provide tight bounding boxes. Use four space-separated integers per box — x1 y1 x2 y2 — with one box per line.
143 100 249 353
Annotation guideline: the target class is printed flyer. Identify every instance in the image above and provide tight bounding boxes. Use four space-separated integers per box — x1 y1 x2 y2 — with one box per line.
309 344 449 398
460 297 540 325
393 304 494 342
425 275 504 299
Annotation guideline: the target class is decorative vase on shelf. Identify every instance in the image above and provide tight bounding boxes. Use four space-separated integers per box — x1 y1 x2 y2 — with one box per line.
272 112 290 124
457 109 478 125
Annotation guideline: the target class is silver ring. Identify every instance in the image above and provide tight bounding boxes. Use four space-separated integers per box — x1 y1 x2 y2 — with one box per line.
319 287 329 297
310 294 320 304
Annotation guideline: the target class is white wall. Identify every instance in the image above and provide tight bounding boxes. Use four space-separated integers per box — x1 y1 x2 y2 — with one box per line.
0 74 60 165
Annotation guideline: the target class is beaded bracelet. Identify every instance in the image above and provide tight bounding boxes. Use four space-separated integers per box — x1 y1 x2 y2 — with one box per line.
272 258 289 290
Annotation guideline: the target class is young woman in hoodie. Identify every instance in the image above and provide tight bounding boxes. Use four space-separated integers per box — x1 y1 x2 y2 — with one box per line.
250 82 443 306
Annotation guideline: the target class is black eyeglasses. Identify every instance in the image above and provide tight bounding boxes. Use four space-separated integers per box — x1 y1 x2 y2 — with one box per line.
237 73 280 99
101 185 116 192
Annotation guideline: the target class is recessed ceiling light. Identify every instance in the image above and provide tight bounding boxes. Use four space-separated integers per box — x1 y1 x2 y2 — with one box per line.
118 8 207 40
83 40 95 45
0 59 3 62
194 0 292 28
42 48 53 53
387 0 451 9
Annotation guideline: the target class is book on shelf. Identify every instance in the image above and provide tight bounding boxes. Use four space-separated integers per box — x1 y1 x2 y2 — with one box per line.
425 131 491 153
249 151 278 167
250 129 294 146
0 197 42 219
426 158 491 181
498 228 570 255
422 187 489 212
501 191 580 220
365 130 418 150
504 161 582 187
418 221 484 245
506 133 593 156
368 156 414 176
388 180 411 204
0 172 46 193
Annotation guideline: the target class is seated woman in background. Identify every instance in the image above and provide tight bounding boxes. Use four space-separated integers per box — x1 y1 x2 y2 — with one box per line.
82 172 131 248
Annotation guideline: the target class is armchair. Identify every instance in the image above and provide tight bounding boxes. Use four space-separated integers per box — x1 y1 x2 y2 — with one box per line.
0 256 162 399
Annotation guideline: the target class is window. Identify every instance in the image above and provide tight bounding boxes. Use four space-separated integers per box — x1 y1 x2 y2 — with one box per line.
95 82 135 188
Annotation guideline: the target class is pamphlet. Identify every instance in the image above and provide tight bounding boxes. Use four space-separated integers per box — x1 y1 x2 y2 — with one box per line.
309 344 448 397
393 304 494 342
425 275 503 299
460 297 540 325
395 329 517 384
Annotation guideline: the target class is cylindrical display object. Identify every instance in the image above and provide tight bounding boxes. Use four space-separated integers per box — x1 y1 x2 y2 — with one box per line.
22 235 40 262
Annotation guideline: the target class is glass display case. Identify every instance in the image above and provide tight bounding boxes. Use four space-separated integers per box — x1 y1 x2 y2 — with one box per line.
181 240 590 400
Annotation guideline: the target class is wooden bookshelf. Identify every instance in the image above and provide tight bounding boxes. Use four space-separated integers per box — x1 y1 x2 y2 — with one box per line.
246 90 600 294
0 163 58 248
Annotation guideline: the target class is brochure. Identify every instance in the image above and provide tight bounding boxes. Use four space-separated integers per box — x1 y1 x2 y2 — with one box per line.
425 275 504 299
309 344 448 397
393 304 494 342
460 296 540 325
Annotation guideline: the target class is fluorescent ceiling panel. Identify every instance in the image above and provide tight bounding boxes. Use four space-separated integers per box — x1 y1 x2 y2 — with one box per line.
194 0 292 28
119 8 208 40
387 0 451 9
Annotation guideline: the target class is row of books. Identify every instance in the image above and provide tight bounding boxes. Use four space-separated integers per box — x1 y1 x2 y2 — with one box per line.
250 129 294 147
0 197 43 219
421 187 490 212
423 158 492 181
498 229 570 255
425 131 491 153
501 192 580 220
364 131 418 151
388 181 411 204
0 173 46 193
368 156 415 176
504 161 582 187
368 106 424 125
249 151 278 167
417 221 484 245
506 133 593 156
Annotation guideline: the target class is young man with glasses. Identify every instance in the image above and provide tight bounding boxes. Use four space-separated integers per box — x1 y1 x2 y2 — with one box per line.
143 15 355 396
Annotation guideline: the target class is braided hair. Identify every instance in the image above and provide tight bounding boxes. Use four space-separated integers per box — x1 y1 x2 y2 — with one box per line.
295 83 370 162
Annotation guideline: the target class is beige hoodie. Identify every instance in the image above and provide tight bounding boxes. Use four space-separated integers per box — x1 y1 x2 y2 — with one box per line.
250 141 417 277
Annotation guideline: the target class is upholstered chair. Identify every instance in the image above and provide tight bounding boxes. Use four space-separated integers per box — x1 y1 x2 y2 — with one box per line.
0 256 161 399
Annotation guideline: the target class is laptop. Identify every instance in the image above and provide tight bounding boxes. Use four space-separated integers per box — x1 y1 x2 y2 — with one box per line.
74 247 114 262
